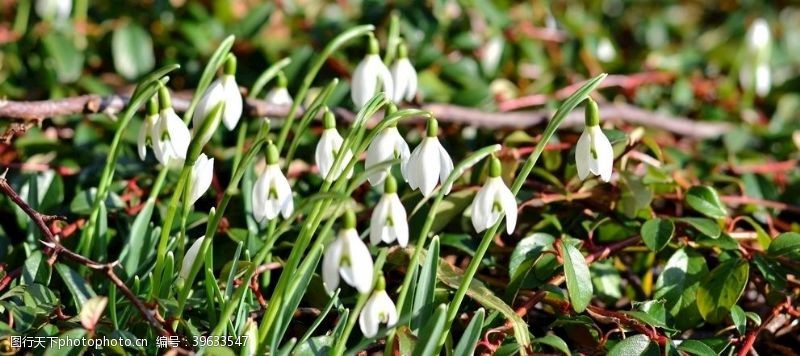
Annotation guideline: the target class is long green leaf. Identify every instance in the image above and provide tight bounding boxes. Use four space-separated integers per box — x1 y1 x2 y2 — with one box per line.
453 308 484 356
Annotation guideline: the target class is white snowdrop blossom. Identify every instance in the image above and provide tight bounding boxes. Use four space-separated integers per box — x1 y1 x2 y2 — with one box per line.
322 212 374 294
188 154 214 206
351 34 394 109
470 156 517 234
151 87 191 169
194 55 242 131
575 98 614 182
35 0 71 21
596 37 616 62
365 116 410 187
389 43 417 103
358 276 398 338
180 236 205 280
252 143 294 222
315 111 353 181
403 118 453 197
740 18 772 97
370 176 408 247
264 72 293 107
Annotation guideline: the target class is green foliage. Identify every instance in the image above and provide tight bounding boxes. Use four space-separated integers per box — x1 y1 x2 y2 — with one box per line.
1 1 799 355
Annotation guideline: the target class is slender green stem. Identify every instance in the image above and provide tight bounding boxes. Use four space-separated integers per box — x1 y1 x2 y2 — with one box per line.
432 73 608 352
275 25 375 152
150 165 192 299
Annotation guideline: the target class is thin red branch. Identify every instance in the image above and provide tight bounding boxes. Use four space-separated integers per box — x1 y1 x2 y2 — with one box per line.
0 176 171 337
737 298 793 356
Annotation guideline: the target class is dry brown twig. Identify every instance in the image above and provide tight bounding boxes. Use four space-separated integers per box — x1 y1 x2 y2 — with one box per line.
0 174 171 337
0 94 731 139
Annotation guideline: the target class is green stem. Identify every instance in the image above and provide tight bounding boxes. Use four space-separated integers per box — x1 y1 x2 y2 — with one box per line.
432 73 608 352
150 165 192 299
275 25 375 152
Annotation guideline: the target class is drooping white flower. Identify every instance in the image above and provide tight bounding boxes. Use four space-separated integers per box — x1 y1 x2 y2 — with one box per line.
470 156 517 235
188 154 214 206
365 123 410 187
241 319 258 356
265 72 293 107
370 176 408 247
35 0 71 21
575 98 613 182
322 212 374 294
151 87 191 168
351 34 394 109
358 276 398 338
740 18 772 97
180 236 205 280
480 35 504 76
389 43 418 103
403 118 453 197
252 143 294 222
596 38 616 62
194 55 242 131
315 111 353 181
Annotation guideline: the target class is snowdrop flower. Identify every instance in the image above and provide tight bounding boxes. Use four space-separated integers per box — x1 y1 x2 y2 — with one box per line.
252 142 294 222
480 35 504 76
370 176 408 247
35 0 71 22
241 319 258 356
596 37 616 63
365 105 410 186
137 98 158 161
403 118 453 198
351 34 394 109
264 72 293 107
315 110 354 181
575 98 613 182
389 43 417 103
470 156 517 234
358 275 398 338
151 86 191 169
740 18 772 97
322 211 374 294
180 236 205 280
194 54 242 131
188 153 214 205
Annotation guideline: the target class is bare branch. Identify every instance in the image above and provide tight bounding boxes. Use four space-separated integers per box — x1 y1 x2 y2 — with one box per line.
0 94 731 139
0 177 171 337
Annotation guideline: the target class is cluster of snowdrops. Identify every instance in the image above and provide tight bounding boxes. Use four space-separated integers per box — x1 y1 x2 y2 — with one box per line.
134 32 615 341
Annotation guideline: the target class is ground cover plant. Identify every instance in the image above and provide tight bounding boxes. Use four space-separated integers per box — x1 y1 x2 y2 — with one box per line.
0 1 799 355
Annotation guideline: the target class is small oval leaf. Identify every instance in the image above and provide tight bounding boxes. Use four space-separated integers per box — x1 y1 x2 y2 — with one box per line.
641 219 675 252
685 186 727 219
559 242 593 313
608 334 659 356
696 258 749 324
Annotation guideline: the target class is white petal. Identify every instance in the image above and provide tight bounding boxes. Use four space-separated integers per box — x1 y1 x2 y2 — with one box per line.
359 293 381 337
496 180 518 234
575 129 591 180
137 118 150 161
351 56 378 109
163 109 191 160
315 129 341 180
470 179 496 233
265 87 293 107
436 140 454 195
193 79 224 129
755 64 771 97
189 154 214 205
222 75 243 130
590 126 614 182
416 139 443 197
388 195 408 247
375 58 395 104
270 165 294 219
251 169 270 222
365 129 396 186
180 236 205 280
370 196 391 246
374 290 398 326
339 230 374 294
322 236 343 294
